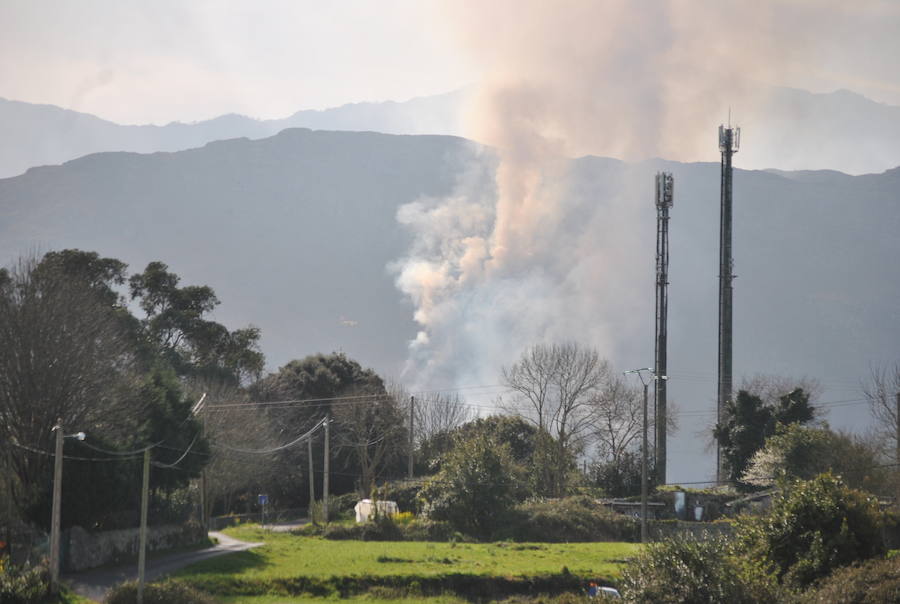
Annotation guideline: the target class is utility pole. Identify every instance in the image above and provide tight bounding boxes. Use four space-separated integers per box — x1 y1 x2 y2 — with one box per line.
717 122 740 483
895 392 899 505
137 448 150 604
307 437 315 521
192 393 208 533
49 420 63 595
408 396 415 479
624 370 662 544
641 379 649 544
323 414 330 524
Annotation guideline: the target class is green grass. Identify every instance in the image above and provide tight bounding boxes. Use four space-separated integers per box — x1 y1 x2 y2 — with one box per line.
181 525 637 580
219 596 468 604
175 524 638 600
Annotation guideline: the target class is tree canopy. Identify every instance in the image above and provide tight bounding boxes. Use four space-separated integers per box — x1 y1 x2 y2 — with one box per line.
713 388 815 488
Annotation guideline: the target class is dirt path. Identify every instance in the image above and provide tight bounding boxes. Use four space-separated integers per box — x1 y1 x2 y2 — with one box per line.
63 531 262 603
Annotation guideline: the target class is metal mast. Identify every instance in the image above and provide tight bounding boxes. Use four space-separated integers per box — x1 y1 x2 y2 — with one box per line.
717 123 740 482
654 172 673 485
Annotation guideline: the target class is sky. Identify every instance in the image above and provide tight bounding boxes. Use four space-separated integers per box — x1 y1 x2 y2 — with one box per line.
0 0 474 124
2 0 900 126
2 0 899 485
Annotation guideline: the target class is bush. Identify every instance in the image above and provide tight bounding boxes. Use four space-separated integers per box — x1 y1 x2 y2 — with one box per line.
106 579 219 604
500 496 638 542
323 514 402 541
321 515 457 542
619 536 779 603
0 560 47 604
377 480 422 513
737 473 885 587
419 431 518 539
799 555 900 603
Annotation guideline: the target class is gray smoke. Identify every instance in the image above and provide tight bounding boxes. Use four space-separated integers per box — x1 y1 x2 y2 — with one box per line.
393 0 900 389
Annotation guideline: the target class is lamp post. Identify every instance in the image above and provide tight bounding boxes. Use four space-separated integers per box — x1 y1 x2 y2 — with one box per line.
49 420 85 594
623 369 666 544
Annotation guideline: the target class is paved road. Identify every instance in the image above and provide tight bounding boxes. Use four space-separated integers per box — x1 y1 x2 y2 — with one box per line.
63 531 262 603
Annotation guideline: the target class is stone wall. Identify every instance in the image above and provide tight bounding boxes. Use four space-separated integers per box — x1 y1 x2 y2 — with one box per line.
64 523 204 572
647 519 734 542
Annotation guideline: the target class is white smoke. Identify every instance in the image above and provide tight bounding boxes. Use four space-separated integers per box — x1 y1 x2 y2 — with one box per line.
393 0 899 389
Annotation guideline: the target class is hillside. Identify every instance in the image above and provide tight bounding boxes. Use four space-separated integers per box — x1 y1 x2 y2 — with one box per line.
0 90 464 178
0 128 897 482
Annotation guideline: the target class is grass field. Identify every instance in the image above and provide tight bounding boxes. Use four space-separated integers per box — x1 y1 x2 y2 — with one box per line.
175 525 639 601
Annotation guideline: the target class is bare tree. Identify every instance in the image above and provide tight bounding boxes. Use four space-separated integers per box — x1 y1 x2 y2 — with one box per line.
863 363 900 454
187 377 288 516
502 342 609 495
415 392 471 442
591 375 643 465
333 388 406 497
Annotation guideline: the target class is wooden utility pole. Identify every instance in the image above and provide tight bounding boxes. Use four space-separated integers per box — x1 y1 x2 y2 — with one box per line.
641 381 649 544
137 449 150 604
408 396 415 479
896 392 899 505
323 415 330 523
307 437 315 521
49 420 63 595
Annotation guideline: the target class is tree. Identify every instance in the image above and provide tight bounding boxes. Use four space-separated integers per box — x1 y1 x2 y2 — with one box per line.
418 430 518 538
863 363 900 457
713 388 815 487
129 261 264 385
738 473 885 587
251 353 405 499
502 342 609 496
590 451 645 498
0 254 138 523
742 423 890 495
591 375 643 466
417 414 538 477
333 386 407 497
414 392 471 444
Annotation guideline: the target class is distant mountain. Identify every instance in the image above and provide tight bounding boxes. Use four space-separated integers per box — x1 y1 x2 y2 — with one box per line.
4 86 900 179
0 128 897 482
0 90 465 178
740 87 900 174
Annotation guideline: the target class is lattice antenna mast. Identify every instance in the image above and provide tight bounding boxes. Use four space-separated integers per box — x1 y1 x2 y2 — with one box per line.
654 172 673 486
717 124 740 483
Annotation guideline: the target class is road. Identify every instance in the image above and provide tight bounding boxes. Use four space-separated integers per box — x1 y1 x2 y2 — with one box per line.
63 531 262 603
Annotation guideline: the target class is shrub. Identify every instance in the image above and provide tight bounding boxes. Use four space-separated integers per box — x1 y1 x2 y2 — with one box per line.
323 514 402 541
737 473 885 587
799 555 900 603
0 560 47 604
106 579 219 604
419 431 518 539
500 496 638 542
377 480 422 513
619 535 778 603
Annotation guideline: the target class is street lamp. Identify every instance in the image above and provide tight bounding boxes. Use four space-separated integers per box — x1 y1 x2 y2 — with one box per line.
49 420 86 594
623 369 666 544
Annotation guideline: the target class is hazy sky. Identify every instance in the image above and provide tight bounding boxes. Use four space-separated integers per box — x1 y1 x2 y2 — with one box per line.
0 0 474 124
3 1 900 125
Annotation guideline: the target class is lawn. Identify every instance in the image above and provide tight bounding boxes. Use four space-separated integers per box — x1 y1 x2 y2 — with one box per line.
175 525 639 600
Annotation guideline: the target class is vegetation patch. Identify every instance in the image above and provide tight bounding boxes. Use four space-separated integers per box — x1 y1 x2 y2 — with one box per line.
174 526 635 600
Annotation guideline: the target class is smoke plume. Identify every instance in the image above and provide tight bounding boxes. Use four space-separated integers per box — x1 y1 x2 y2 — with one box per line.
393 0 892 389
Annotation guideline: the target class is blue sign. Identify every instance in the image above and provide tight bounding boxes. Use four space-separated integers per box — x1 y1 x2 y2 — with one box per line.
258 494 268 505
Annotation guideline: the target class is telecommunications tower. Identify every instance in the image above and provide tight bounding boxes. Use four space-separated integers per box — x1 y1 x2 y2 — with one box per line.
716 123 740 482
654 172 673 485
